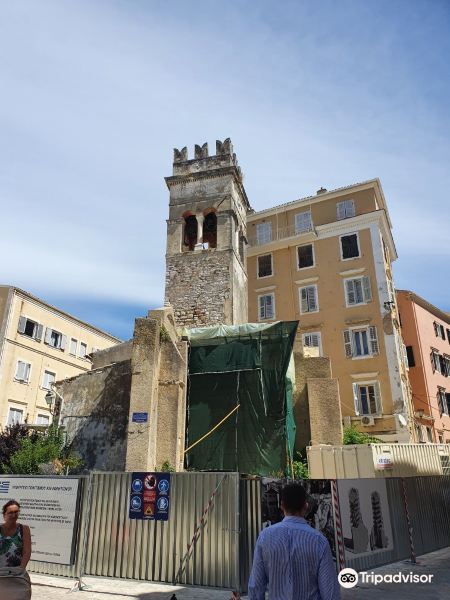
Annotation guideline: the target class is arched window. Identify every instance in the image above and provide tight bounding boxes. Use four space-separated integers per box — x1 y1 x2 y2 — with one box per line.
183 214 198 251
203 211 217 248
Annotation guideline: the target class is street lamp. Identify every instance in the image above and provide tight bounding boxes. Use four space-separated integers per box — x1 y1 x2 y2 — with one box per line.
44 384 64 425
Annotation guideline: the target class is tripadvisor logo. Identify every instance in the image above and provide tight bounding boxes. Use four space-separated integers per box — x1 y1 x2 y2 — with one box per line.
338 568 358 588
338 568 434 588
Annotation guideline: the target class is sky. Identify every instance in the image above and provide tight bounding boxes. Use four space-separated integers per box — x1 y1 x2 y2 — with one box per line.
1 0 449 340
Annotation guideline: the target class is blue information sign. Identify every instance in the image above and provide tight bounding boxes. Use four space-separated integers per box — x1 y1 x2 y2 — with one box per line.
131 412 148 423
129 472 171 521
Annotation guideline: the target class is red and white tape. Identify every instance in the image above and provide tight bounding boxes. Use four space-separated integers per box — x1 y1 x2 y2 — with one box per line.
331 479 346 571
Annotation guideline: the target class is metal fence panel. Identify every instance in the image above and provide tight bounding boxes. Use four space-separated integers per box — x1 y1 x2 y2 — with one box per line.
81 471 239 589
406 476 450 556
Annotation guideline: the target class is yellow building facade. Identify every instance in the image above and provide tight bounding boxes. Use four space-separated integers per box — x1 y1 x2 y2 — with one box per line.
247 180 413 443
0 286 121 427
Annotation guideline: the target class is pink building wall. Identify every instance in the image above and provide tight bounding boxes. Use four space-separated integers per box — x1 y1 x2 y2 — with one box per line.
397 290 450 443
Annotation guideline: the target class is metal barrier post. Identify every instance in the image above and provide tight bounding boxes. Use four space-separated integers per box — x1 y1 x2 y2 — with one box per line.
70 472 94 592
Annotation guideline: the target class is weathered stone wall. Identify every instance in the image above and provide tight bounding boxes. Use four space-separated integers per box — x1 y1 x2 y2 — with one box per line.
58 360 131 471
91 340 132 369
125 307 188 472
293 354 342 450
165 251 232 327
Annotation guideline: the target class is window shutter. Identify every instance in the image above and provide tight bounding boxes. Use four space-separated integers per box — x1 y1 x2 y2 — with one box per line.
347 200 355 217
266 295 273 319
311 333 320 347
259 298 265 319
45 328 52 344
346 280 356 305
337 202 346 220
24 363 30 382
362 276 372 302
300 288 309 313
373 382 381 413
35 324 43 342
369 326 379 355
352 383 360 415
308 287 317 312
17 316 27 334
16 361 25 380
343 330 353 358
60 335 67 350
434 322 439 337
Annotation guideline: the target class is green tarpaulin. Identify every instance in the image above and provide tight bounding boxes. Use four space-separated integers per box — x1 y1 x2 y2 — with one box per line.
184 321 298 476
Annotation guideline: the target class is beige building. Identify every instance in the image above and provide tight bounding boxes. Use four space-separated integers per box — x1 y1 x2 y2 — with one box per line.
0 286 121 427
247 179 414 443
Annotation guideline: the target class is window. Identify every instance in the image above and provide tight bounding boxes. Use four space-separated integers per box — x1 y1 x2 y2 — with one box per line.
434 322 446 340
343 326 379 358
340 233 360 259
15 361 31 383
256 222 272 245
257 254 273 278
295 211 312 234
203 211 217 248
70 338 78 356
297 244 314 269
353 382 381 415
44 328 67 350
431 349 441 374
79 342 88 359
258 294 274 320
7 408 23 426
299 285 318 314
42 370 56 390
406 346 415 368
437 388 447 416
17 316 43 341
415 424 424 443
36 414 50 426
344 276 372 306
183 214 198 251
426 427 433 443
337 200 355 220
438 433 444 444
302 332 322 356
447 329 450 344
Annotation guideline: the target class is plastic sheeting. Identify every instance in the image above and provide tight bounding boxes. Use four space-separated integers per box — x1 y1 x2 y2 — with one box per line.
185 321 298 476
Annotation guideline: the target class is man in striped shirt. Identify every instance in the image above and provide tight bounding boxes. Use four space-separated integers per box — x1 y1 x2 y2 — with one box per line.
248 483 340 599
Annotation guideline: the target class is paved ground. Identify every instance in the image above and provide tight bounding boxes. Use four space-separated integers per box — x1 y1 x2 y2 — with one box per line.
27 546 450 599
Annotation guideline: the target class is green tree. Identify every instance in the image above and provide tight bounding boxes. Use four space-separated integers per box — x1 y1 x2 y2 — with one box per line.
4 426 81 475
291 452 310 479
343 425 382 445
0 424 38 474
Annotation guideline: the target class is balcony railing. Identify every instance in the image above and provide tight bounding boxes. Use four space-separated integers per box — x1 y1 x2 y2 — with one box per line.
248 224 315 247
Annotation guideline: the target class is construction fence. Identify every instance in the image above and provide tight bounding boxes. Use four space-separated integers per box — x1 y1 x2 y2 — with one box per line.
28 472 450 593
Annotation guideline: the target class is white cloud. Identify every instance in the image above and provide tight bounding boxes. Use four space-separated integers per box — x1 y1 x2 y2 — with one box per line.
0 0 449 331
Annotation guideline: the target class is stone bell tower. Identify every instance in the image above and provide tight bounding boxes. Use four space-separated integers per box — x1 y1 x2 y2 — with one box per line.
164 138 252 328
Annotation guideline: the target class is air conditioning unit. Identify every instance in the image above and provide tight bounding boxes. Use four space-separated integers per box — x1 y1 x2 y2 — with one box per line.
361 415 375 427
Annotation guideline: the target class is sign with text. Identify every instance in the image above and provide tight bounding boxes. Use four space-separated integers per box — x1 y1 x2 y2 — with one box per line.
375 453 393 470
131 412 148 423
129 472 171 521
0 476 81 564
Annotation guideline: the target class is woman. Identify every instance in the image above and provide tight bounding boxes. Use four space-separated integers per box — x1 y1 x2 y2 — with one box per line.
0 500 32 600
